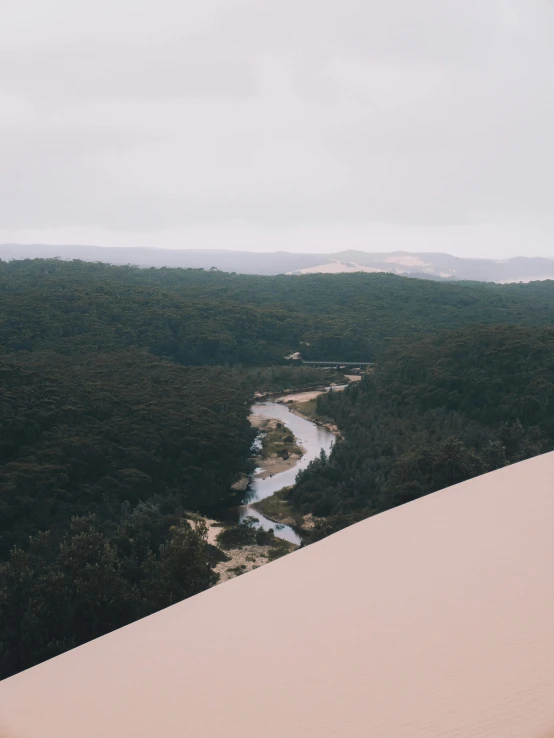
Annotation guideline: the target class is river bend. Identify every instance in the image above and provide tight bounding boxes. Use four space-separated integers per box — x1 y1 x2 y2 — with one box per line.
238 399 336 544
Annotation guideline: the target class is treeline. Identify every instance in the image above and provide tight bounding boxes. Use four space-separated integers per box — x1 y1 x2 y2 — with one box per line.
0 509 218 678
0 349 255 677
292 325 554 534
3 259 554 362
230 365 345 394
0 349 255 557
0 279 307 366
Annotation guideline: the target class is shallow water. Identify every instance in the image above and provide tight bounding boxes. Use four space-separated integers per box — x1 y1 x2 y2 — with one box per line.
237 400 337 544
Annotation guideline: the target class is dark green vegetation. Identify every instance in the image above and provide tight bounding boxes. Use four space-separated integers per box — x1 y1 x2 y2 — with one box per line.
232 365 346 394
0 350 255 557
291 325 554 529
0 349 255 678
0 511 217 678
216 517 277 549
0 269 302 366
2 258 554 679
3 258 554 362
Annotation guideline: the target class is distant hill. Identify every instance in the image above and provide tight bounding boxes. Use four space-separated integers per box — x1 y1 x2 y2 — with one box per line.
292 250 554 283
2 243 554 282
0 244 325 275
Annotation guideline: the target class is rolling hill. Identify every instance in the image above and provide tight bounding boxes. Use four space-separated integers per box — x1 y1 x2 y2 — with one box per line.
2 243 554 281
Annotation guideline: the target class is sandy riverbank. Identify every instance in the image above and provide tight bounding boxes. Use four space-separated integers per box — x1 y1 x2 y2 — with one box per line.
193 515 298 583
195 516 224 546
271 386 344 437
274 389 327 403
195 398 331 576
215 541 296 582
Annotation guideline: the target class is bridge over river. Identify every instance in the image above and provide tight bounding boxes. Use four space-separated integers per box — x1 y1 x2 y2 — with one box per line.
299 360 374 367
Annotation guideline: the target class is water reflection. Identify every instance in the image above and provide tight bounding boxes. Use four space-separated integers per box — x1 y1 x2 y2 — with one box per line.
237 400 336 544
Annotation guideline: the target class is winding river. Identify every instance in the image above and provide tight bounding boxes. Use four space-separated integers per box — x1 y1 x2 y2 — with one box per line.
237 398 337 544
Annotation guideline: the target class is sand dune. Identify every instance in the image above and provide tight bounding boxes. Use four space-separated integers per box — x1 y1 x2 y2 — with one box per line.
1 453 554 738
287 261 384 274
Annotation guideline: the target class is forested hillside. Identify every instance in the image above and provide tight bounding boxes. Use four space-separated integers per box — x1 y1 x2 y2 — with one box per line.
3 259 554 362
291 325 554 535
0 348 256 677
0 279 307 365
0 350 255 557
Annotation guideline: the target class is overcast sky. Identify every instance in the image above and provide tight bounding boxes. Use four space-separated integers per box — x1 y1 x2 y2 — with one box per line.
1 0 554 257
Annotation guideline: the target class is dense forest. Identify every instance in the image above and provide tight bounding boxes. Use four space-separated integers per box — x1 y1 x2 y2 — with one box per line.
0 347 256 677
0 350 256 557
291 325 554 539
0 509 219 677
2 259 554 362
1 258 554 679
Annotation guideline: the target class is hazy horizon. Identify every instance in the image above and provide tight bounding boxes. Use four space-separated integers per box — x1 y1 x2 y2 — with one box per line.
2 241 554 261
2 1 554 259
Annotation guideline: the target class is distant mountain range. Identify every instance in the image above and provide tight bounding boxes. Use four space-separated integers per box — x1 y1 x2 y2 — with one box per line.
2 244 554 283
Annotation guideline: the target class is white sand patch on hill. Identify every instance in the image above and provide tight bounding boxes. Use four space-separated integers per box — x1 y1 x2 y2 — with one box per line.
288 261 384 275
384 255 429 267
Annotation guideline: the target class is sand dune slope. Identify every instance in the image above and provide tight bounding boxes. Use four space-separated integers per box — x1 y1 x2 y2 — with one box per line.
2 453 554 738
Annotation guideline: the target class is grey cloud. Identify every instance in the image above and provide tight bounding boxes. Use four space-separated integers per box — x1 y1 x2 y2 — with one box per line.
0 49 258 101
0 0 553 256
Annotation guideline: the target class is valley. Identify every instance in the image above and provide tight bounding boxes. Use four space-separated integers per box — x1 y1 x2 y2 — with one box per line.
1 258 554 680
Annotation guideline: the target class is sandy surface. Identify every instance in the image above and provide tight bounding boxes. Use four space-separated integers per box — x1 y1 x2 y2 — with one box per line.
384 255 428 266
249 413 270 428
230 476 249 492
193 516 295 582
214 544 278 583
254 454 303 478
275 385 348 404
288 261 384 275
276 389 326 403
2 452 554 738
199 516 224 546
344 374 362 382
